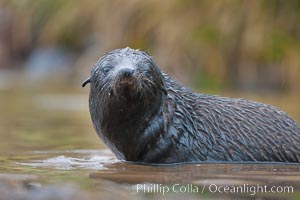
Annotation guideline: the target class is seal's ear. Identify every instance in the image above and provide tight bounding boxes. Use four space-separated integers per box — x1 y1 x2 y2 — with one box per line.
157 72 167 96
159 79 167 96
159 85 168 96
82 77 91 87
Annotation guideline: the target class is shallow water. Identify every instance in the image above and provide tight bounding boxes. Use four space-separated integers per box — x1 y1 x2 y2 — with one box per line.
1 85 300 200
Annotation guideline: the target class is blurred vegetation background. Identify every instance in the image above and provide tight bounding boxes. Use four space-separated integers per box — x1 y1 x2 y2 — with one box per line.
0 0 299 93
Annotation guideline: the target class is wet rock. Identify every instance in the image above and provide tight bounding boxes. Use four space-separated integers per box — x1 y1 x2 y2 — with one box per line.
0 173 91 200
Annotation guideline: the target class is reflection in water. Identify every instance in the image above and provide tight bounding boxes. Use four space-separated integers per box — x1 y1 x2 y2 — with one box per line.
11 149 300 199
94 162 300 187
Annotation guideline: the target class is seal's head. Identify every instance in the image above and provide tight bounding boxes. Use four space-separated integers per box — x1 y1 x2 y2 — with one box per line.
83 47 166 103
82 47 167 159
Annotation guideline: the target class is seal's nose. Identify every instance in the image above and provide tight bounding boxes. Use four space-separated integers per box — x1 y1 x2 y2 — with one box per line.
119 68 134 78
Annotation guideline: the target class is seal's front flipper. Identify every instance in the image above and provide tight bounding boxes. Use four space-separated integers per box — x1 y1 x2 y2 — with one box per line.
82 77 91 87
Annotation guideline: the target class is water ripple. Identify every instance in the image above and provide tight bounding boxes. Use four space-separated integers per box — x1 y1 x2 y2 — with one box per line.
17 149 118 170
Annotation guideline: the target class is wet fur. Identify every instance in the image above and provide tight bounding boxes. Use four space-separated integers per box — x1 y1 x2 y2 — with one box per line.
86 48 300 164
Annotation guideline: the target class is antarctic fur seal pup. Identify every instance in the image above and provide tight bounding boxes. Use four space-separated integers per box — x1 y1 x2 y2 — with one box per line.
82 47 300 164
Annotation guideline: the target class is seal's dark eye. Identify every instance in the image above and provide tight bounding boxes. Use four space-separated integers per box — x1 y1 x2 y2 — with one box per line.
102 66 111 74
144 70 152 78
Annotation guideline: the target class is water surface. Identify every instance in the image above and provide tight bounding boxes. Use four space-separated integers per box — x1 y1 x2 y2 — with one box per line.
1 85 300 200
